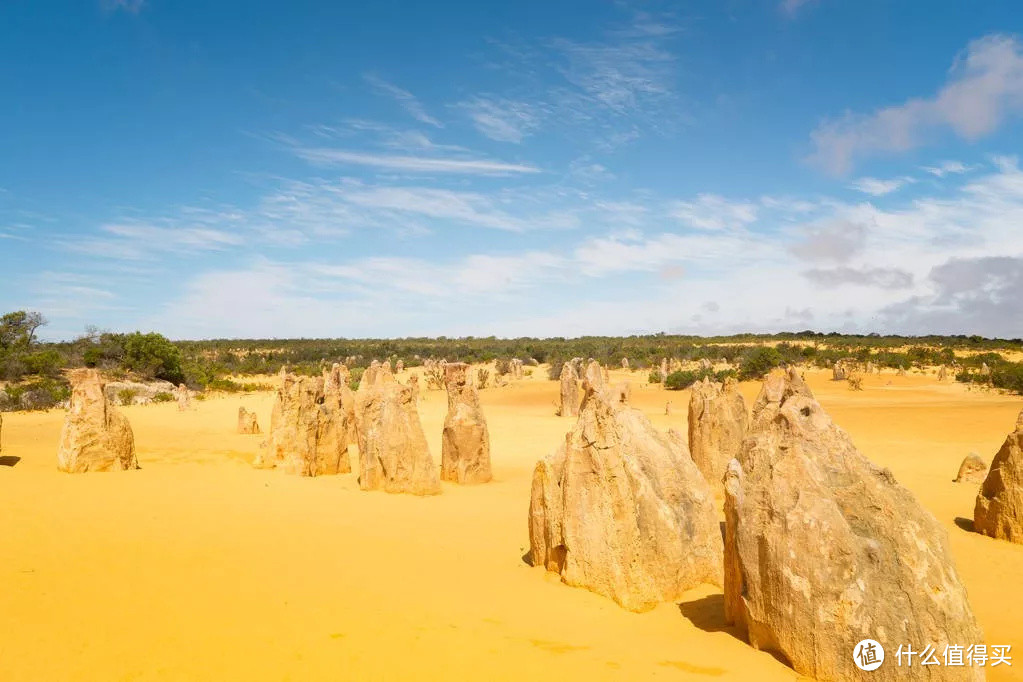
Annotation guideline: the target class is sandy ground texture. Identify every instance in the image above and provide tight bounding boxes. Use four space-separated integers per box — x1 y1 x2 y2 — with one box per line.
1 368 1022 681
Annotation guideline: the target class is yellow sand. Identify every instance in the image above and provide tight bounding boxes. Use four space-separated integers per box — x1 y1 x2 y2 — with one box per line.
1 369 1021 681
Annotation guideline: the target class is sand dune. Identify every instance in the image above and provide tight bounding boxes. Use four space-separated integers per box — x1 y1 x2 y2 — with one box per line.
1 369 1021 680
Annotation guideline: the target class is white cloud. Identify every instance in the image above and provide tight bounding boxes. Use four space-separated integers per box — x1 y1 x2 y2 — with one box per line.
61 222 243 260
669 194 758 230
363 74 442 128
849 176 913 196
458 96 546 143
293 147 540 175
810 34 1023 174
921 160 975 177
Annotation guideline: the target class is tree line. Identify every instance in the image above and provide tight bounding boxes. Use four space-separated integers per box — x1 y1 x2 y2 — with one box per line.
1 309 1020 411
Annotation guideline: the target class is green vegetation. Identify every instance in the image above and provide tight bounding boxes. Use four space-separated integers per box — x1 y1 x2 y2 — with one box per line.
1 308 1021 411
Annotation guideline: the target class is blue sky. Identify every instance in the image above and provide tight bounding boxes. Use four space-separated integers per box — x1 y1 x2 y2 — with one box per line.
1 0 1022 340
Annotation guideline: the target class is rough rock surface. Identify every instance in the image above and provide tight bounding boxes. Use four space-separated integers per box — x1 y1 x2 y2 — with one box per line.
440 363 492 484
255 369 350 476
832 361 847 381
557 362 579 417
974 410 1023 543
528 374 722 612
57 369 138 473
175 383 191 411
355 362 441 495
237 407 260 434
724 368 983 681
687 377 748 487
953 453 986 484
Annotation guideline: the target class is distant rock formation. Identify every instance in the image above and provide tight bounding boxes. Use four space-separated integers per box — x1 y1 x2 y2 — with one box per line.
556 363 579 417
620 357 629 369
175 383 191 411
831 361 847 381
688 377 748 487
938 365 949 381
974 410 1023 543
57 369 138 473
699 358 712 371
395 359 404 373
255 369 350 476
528 372 721 611
237 407 260 434
355 362 441 495
724 368 983 680
954 453 986 483
440 362 492 484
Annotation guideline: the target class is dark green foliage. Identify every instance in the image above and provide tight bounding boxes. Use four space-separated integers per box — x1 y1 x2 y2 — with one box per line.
738 346 783 381
152 392 174 403
664 370 700 390
121 332 184 383
648 369 662 384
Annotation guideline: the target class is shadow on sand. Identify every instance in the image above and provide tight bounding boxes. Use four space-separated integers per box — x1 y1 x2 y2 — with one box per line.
954 516 975 533
0 455 21 467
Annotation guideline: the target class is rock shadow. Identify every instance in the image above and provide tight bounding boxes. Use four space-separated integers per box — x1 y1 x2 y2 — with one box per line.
0 455 20 467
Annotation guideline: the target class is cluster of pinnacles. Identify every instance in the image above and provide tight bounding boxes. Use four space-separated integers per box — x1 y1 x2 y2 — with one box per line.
530 363 996 682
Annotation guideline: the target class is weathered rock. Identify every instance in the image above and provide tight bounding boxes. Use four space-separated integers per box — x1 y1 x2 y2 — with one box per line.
355 362 441 495
954 453 987 483
832 361 847 381
664 401 673 416
897 365 908 376
255 370 350 476
724 368 983 681
57 369 138 473
938 365 949 381
687 377 748 487
700 358 712 371
237 407 260 434
582 360 605 391
974 410 1023 543
980 362 992 377
440 363 492 484
659 358 668 382
528 376 722 612
557 363 579 417
621 357 629 369
175 383 191 411
395 359 404 373
318 363 353 475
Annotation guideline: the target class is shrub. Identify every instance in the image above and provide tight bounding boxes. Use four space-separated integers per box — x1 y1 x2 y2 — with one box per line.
738 346 783 381
847 376 864 391
495 358 511 376
2 377 70 411
348 367 364 391
117 388 138 405
648 370 663 384
152 392 174 403
664 370 702 390
122 332 184 383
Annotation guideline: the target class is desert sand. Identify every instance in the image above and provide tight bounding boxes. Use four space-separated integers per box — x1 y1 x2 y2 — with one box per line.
1 368 1021 681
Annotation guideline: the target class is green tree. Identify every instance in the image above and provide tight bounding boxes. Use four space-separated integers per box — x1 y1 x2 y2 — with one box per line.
122 332 185 383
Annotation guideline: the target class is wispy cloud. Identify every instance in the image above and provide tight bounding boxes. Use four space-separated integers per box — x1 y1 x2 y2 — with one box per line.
921 160 975 177
457 96 547 143
363 73 442 128
780 0 817 16
849 176 914 196
102 0 145 13
293 147 540 175
669 194 758 230
61 222 243 260
809 34 1023 174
